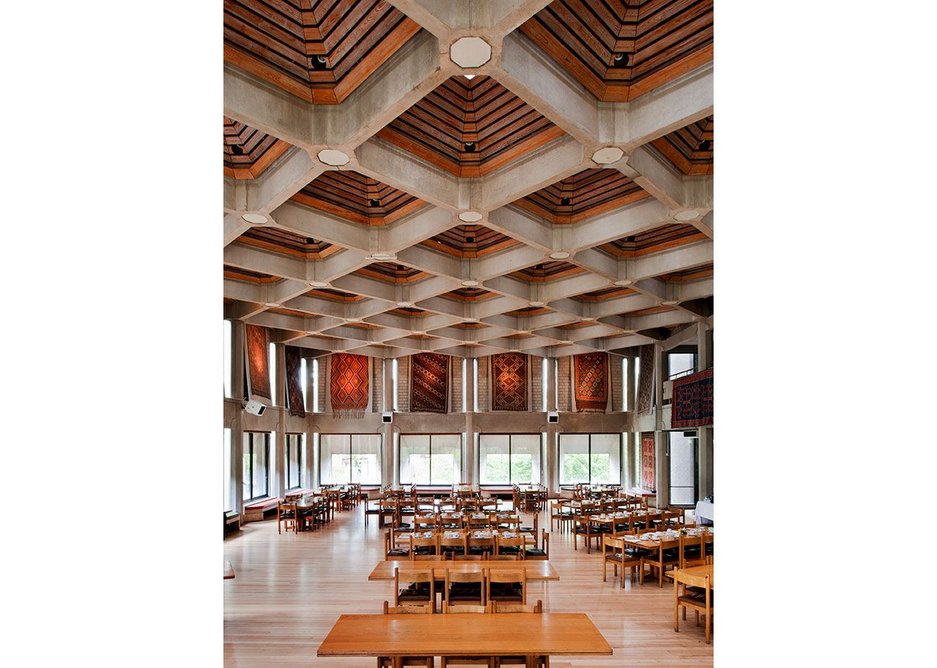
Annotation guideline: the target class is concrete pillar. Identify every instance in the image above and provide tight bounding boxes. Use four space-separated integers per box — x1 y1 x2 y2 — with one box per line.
546 428 557 493
302 432 314 491
655 431 670 509
272 344 287 498
697 426 713 500
697 321 712 370
545 357 557 412
464 357 476 485
231 321 245 512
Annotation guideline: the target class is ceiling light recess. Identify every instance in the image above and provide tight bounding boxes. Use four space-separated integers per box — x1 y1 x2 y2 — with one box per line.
449 37 492 68
461 279 479 288
241 213 268 225
369 252 396 261
316 149 350 166
306 280 329 288
396 301 413 308
459 210 483 223
528 300 545 307
549 251 570 260
591 146 624 165
674 210 701 221
613 279 634 287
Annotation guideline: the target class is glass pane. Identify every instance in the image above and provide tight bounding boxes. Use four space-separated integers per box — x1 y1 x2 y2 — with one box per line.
430 434 461 486
590 433 621 485
510 434 541 485
479 434 510 484
253 434 268 497
559 433 589 485
223 320 232 399
319 434 349 485
269 343 277 406
350 434 382 485
223 428 232 511
400 435 431 485
668 353 695 379
287 434 301 489
669 432 696 505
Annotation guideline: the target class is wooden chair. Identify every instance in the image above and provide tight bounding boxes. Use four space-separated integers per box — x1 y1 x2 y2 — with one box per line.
680 532 706 569
394 568 435 608
439 530 468 559
572 512 604 553
413 513 438 532
522 530 549 560
378 601 434 668
444 568 486 607
491 514 521 531
384 530 410 560
409 532 439 560
550 499 574 532
643 537 681 587
492 534 526 560
277 501 297 534
602 535 642 588
674 573 713 644
485 568 526 605
489 600 545 668
467 530 495 558
440 603 495 668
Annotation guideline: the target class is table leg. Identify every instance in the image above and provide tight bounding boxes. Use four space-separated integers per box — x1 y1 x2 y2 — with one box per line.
673 577 679 632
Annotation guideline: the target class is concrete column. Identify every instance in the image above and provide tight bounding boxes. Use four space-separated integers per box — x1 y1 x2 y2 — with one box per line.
697 426 713 500
383 358 394 413
231 322 245 512
655 431 670 509
546 428 557 493
697 321 712 370
383 424 395 487
272 344 287 498
545 358 557 412
464 358 476 485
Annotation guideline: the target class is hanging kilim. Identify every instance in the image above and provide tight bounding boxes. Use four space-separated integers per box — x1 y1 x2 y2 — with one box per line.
244 324 271 400
410 352 450 413
641 432 656 491
491 352 528 411
284 346 305 418
636 344 655 414
672 368 714 428
573 352 608 412
329 352 370 418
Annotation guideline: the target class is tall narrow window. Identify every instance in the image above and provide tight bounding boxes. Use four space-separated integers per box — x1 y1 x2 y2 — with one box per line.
300 357 308 408
558 433 622 485
541 358 548 411
633 356 641 405
286 433 304 490
312 358 319 412
668 431 697 505
392 359 399 411
242 432 270 500
319 434 383 486
553 358 559 409
462 358 467 412
472 358 478 412
223 320 232 398
268 342 277 406
399 434 462 485
622 356 630 411
223 428 232 511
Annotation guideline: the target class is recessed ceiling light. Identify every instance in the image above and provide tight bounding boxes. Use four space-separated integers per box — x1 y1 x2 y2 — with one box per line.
613 279 634 287
264 302 280 308
529 300 545 307
464 74 476 80
396 301 413 308
549 251 570 260
459 211 483 223
241 213 268 225
591 146 624 165
461 279 479 287
413 331 426 336
306 280 329 288
449 37 492 68
370 252 396 261
674 210 701 221
660 300 680 306
316 149 350 166
582 316 597 321
345 317 361 322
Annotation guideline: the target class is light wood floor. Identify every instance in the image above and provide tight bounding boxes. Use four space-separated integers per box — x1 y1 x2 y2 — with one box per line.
224 506 714 667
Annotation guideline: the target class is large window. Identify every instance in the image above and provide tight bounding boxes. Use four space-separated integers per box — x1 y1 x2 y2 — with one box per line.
668 431 697 505
223 428 232 511
286 433 304 490
399 434 462 485
558 433 622 485
223 320 232 398
312 358 320 412
668 352 696 379
319 434 382 485
621 356 630 411
478 434 542 485
242 432 270 500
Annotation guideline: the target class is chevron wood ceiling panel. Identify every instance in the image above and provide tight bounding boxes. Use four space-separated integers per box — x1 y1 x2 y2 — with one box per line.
378 76 566 177
599 224 706 257
223 0 421 103
224 117 291 179
235 228 337 259
659 262 713 282
291 170 427 225
224 265 282 284
353 262 428 283
574 286 636 302
420 225 520 258
516 168 651 223
306 287 365 302
519 0 714 101
650 115 713 175
511 261 585 283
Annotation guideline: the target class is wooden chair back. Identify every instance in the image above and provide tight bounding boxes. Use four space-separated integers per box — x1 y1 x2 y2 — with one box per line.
485 568 526 605
409 532 440 560
493 533 526 560
491 600 542 613
439 530 467 559
444 568 486 606
393 568 435 608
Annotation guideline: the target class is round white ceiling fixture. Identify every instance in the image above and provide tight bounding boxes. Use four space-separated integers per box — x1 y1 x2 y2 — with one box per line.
613 279 634 287
459 210 483 223
345 316 362 322
528 300 545 307
369 252 396 261
464 317 479 323
449 37 492 68
317 149 350 166
591 146 625 165
581 316 597 321
396 301 413 308
264 302 280 308
461 279 479 287
412 331 426 336
306 280 330 288
620 329 637 335
660 299 680 306
674 210 701 221
549 251 570 260
241 213 268 225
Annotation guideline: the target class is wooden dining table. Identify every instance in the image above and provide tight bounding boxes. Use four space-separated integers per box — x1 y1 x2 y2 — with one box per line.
318 612 612 666
368 559 560 582
669 563 714 642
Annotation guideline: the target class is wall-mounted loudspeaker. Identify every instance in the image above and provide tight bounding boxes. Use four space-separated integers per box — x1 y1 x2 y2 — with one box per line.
382 412 393 424
547 411 559 423
243 400 266 416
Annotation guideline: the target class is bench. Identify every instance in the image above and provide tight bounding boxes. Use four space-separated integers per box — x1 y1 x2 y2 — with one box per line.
243 497 279 523
224 510 241 535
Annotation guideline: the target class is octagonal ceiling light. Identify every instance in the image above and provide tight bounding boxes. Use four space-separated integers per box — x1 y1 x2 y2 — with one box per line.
306 280 330 288
459 210 483 223
264 302 280 308
582 316 597 321
317 149 350 166
464 316 479 323
396 301 413 308
549 251 570 260
529 300 545 307
450 37 491 68
613 279 634 287
591 146 624 165
461 279 479 287
345 316 362 322
660 299 681 306
241 213 269 225
369 252 396 261
674 210 701 221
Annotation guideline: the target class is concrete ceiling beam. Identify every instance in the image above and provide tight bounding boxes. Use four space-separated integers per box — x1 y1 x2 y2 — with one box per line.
223 243 307 281
357 139 462 209
272 201 372 253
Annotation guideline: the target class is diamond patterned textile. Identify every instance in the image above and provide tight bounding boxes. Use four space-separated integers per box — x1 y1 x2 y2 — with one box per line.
573 352 608 412
671 368 713 428
285 346 305 418
636 344 655 414
329 353 369 415
641 432 656 491
491 352 528 411
245 324 270 400
410 352 450 413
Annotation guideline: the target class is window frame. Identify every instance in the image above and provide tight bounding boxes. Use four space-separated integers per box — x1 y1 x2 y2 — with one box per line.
398 433 463 486
317 433 383 486
285 432 304 490
242 431 270 501
477 433 543 486
557 432 624 486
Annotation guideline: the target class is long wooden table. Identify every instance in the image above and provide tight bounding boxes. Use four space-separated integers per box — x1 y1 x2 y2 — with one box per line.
318 613 612 666
368 559 559 581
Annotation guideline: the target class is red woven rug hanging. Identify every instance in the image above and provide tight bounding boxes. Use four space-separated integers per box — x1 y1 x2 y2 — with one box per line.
671 368 714 428
491 352 528 411
641 432 656 491
410 352 449 413
245 324 271 400
285 346 305 418
574 352 608 411
329 353 369 416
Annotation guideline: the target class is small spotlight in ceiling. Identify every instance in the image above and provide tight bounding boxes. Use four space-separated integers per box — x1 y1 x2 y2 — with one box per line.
231 145 244 156
463 141 477 152
313 55 328 70
612 52 629 67
560 197 571 206
465 236 475 244
369 198 381 208
700 140 712 151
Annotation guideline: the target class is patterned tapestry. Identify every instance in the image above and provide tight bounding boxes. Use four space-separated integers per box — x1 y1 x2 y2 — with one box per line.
245 324 270 400
672 368 714 428
410 352 450 413
329 353 370 417
573 352 608 412
284 346 305 418
491 352 528 411
636 345 655 414
641 432 656 491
